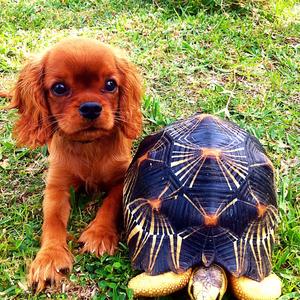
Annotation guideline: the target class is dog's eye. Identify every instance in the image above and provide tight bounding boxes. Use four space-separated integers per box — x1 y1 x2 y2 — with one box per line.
51 83 70 96
104 79 117 92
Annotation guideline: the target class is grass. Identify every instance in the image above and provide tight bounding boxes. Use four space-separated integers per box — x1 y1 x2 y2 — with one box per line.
0 0 299 299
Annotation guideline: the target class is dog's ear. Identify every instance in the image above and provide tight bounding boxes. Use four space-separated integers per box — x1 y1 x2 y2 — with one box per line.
115 54 143 139
10 55 53 148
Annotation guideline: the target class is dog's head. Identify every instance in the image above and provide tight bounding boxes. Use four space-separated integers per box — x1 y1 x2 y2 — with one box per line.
11 38 142 147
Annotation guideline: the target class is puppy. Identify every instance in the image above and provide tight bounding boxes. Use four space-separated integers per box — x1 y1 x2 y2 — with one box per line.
10 38 142 291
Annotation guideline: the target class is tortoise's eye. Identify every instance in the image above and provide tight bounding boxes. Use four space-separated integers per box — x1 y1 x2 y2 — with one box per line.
104 79 117 92
51 83 70 96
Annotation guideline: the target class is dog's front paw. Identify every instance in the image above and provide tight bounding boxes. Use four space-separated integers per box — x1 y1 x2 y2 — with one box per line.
79 223 119 256
28 244 73 292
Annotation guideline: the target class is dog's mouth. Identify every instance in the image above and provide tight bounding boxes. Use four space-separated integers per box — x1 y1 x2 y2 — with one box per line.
83 126 100 132
81 124 109 134
55 114 114 143
62 124 112 143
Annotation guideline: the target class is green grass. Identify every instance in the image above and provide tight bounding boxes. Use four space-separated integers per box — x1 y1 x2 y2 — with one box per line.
0 0 299 299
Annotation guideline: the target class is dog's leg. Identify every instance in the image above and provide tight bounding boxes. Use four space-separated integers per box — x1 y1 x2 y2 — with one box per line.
28 169 77 291
79 183 123 256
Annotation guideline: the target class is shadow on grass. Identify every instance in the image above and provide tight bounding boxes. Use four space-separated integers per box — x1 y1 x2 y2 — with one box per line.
149 0 267 15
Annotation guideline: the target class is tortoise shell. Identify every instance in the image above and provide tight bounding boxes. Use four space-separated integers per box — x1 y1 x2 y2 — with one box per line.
124 113 278 281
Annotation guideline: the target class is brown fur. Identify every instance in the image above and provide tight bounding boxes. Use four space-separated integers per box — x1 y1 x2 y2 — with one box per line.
11 38 142 291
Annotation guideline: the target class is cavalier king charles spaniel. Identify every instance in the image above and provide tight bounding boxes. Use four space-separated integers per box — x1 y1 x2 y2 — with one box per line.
10 37 142 291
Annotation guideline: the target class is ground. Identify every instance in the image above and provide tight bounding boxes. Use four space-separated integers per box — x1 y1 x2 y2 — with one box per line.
0 0 299 299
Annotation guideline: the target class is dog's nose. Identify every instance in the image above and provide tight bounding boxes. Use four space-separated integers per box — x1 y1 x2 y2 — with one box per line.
79 102 102 120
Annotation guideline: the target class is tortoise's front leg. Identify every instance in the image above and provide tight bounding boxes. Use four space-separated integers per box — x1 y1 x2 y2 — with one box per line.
230 273 281 300
128 269 192 297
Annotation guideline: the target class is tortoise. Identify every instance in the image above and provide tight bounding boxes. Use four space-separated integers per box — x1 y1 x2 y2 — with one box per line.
123 113 281 300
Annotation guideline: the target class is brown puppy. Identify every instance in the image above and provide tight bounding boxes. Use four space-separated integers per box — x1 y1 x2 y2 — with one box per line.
10 38 142 291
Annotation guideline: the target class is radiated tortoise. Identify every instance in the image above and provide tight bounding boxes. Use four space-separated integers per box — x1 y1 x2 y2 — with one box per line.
124 113 281 300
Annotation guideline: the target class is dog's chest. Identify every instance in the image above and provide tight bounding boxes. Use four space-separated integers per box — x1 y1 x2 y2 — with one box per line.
68 147 129 188
77 156 111 183
49 134 131 188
